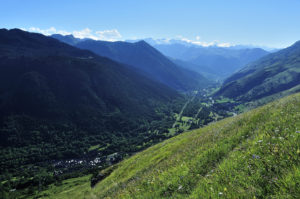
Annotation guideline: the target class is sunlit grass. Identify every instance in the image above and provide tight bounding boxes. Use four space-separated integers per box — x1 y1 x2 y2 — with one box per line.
41 92 300 199
33 175 92 199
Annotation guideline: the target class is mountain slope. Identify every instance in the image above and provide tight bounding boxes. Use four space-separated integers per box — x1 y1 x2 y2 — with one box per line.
52 35 212 91
0 29 183 196
51 34 86 45
0 29 178 118
171 58 220 81
217 41 300 102
153 43 269 79
39 92 300 199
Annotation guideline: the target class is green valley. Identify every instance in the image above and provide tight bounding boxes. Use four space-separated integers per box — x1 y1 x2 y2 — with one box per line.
33 92 300 199
0 29 235 198
1 3 300 198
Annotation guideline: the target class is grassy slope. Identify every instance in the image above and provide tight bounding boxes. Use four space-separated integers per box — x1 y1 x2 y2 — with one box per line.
43 93 300 199
34 175 92 199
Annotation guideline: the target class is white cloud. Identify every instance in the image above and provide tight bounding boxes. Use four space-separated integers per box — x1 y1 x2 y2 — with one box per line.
73 28 96 39
217 42 231 47
175 35 232 47
95 29 122 41
26 27 122 41
27 27 71 36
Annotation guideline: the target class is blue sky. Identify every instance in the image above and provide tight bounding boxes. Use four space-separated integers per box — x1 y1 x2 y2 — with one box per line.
1 0 300 48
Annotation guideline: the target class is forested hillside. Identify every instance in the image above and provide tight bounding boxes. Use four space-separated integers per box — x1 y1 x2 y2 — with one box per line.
52 34 212 91
0 29 185 197
217 40 300 103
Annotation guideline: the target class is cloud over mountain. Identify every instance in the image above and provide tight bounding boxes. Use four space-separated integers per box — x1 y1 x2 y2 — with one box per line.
174 35 232 47
24 27 122 41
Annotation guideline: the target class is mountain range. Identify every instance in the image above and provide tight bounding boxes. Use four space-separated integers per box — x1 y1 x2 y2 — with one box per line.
217 40 300 103
1 29 300 199
152 42 269 80
52 34 212 91
0 29 178 119
52 34 270 82
126 38 278 51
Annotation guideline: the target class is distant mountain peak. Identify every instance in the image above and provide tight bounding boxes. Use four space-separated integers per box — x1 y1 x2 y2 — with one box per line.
291 40 300 47
135 40 148 45
52 34 75 39
51 33 84 45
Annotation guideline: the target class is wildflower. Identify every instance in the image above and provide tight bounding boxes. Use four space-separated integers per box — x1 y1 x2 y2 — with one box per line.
296 131 300 134
224 187 227 192
219 192 223 195
252 154 260 159
257 140 263 143
178 185 183 190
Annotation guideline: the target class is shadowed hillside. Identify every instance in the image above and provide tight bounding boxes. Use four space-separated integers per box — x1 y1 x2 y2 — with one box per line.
52 34 212 91
0 29 185 198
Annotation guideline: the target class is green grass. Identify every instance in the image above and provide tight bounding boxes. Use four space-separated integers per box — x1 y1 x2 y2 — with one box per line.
42 93 300 198
181 116 193 122
215 97 235 103
88 144 101 151
88 144 110 152
33 175 92 199
168 113 193 136
234 103 248 113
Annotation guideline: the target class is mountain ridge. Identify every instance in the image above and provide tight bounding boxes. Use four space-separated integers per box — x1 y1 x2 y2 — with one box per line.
216 40 300 102
52 34 213 91
152 42 269 79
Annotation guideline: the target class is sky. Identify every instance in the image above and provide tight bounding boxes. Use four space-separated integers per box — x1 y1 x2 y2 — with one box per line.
1 0 300 48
